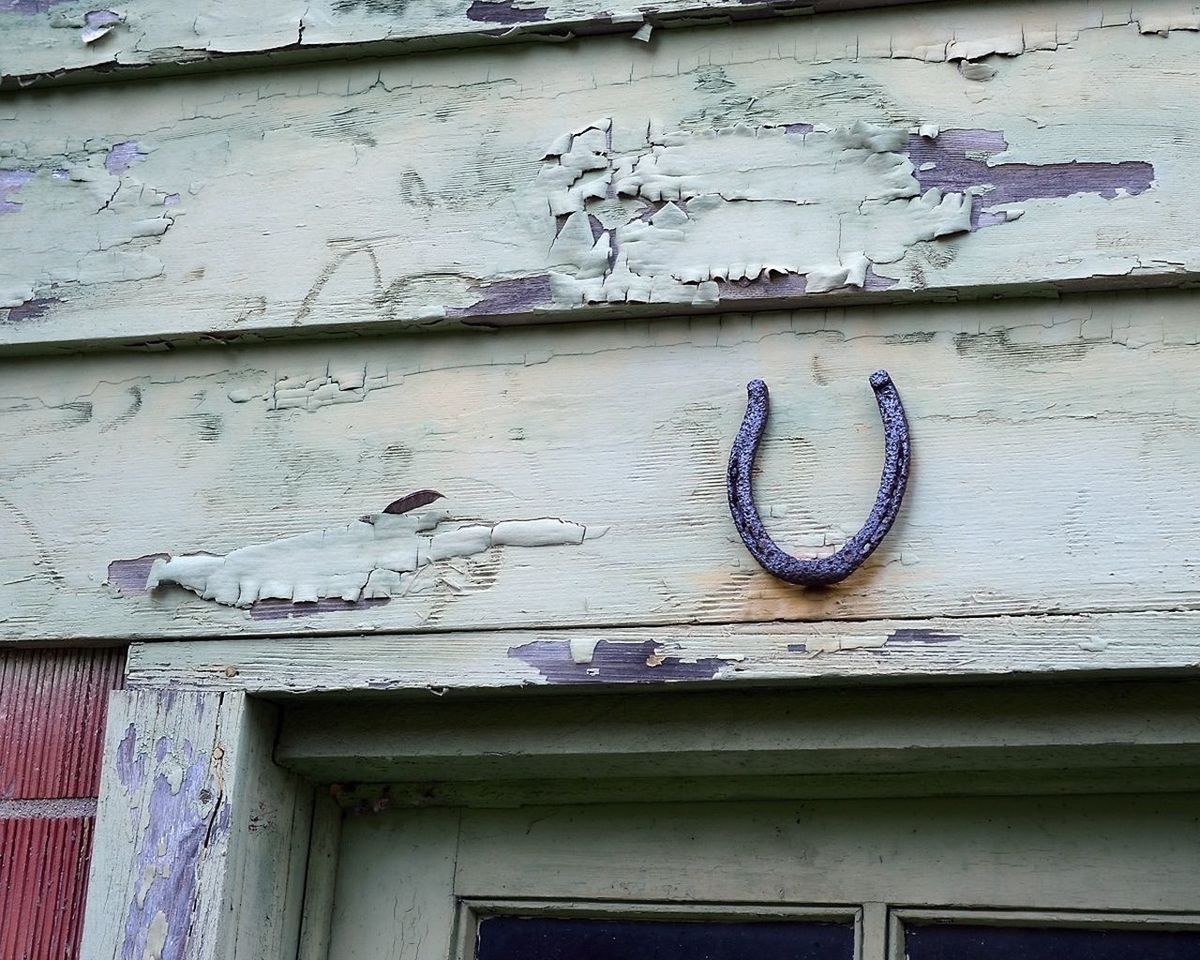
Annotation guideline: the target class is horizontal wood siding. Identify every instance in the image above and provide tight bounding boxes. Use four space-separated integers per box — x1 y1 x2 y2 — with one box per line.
0 0 1196 350
2 291 1198 673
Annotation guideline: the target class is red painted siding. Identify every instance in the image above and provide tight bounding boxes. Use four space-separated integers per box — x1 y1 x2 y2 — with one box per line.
0 648 125 960
0 817 94 960
0 647 125 799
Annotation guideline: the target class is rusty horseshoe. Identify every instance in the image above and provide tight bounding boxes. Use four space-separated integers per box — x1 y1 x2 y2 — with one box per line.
726 370 911 586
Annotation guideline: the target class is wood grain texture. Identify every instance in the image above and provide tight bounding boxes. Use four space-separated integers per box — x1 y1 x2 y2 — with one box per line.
0 0 1197 351
3 291 1200 664
126 612 1200 694
0 0 939 87
0 816 93 960
0 647 125 799
80 689 312 960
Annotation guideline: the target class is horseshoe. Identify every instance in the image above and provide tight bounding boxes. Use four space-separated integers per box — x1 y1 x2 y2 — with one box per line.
726 370 911 586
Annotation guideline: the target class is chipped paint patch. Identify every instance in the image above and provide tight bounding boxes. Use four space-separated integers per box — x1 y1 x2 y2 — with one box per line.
537 119 1156 307
106 554 171 597
104 141 146 176
1 138 177 312
139 505 596 611
907 130 1154 228
82 9 121 43
451 275 554 319
511 638 729 683
465 0 549 23
1 296 59 323
0 170 34 214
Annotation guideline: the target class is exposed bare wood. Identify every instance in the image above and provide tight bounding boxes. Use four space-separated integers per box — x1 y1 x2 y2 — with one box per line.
1 0 1197 351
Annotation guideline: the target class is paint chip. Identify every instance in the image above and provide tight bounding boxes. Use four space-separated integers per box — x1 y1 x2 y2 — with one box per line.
81 9 121 43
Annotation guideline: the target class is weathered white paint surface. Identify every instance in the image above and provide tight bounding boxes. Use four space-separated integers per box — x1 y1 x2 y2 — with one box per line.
2 292 1198 653
1 0 1196 350
126 612 1200 693
0 0 939 84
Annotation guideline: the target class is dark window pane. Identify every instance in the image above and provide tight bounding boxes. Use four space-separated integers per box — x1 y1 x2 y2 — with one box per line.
476 916 854 960
904 922 1200 960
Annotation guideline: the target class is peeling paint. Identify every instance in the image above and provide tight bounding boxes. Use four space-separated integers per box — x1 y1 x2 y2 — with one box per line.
138 505 596 610
884 628 961 645
119 733 223 960
1 296 59 323
907 130 1154 227
511 638 728 683
1 138 177 312
537 119 1154 307
104 141 146 177
106 554 171 597
82 9 121 43
451 275 554 319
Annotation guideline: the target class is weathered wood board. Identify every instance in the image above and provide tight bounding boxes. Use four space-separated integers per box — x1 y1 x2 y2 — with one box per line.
126 613 1200 693
0 0 940 86
2 0 1199 350
3 291 1198 655
80 690 311 960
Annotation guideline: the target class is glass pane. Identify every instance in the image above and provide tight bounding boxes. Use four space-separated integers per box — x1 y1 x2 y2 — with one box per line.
904 922 1200 960
476 916 854 960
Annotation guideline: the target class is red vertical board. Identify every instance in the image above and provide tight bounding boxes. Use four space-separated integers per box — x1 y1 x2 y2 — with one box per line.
0 648 125 960
0 647 125 800
0 817 94 960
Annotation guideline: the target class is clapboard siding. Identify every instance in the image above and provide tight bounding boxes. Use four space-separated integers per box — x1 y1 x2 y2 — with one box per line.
0 0 939 87
1 0 1199 351
2 290 1197 649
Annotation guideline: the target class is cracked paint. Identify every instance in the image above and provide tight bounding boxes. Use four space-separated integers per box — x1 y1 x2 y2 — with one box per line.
537 118 1155 307
0 138 178 310
132 501 599 611
0 2 1194 349
82 9 122 44
0 170 34 214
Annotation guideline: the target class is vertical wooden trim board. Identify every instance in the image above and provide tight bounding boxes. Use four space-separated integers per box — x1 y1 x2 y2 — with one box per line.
81 690 312 960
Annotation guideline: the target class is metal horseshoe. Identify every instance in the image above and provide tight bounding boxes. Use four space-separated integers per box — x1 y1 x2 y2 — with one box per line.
726 370 911 586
